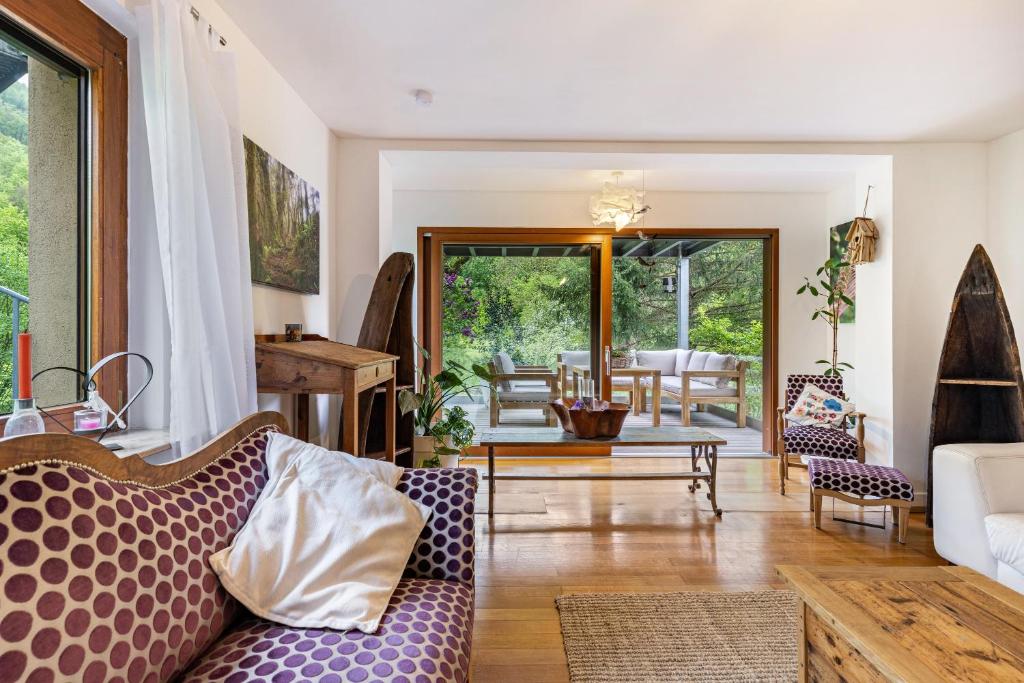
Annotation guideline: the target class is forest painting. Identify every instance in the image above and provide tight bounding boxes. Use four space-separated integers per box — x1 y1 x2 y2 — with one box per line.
244 137 320 294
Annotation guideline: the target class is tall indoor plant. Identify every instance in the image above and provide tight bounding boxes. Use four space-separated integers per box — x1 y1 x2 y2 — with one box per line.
399 344 492 467
797 256 855 377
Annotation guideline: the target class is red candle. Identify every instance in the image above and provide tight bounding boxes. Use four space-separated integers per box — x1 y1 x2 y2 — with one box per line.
17 332 31 399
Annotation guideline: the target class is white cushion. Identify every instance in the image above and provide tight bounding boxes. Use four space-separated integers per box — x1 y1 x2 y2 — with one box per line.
986 513 1024 576
702 353 738 388
498 389 552 402
495 351 517 375
644 376 737 397
636 349 677 376
674 349 693 376
209 435 429 634
560 351 590 368
264 432 403 487
785 383 854 428
687 351 711 372
511 380 549 391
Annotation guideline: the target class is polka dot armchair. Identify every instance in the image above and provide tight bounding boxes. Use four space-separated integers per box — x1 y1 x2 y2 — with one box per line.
776 374 865 495
0 412 477 683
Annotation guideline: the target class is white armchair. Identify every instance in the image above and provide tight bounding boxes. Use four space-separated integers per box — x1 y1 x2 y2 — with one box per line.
933 442 1024 593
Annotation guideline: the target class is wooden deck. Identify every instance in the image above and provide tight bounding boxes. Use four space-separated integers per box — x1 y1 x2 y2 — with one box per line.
457 398 767 456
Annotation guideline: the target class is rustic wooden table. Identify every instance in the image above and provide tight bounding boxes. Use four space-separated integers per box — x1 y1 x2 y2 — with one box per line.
254 334 398 459
477 426 727 519
777 564 1024 681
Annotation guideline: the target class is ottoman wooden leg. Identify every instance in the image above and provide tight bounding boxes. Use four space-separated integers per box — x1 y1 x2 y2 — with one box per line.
813 492 823 529
897 503 909 544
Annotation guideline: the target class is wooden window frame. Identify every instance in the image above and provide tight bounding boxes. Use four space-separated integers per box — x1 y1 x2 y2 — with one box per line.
0 0 127 431
418 226 779 454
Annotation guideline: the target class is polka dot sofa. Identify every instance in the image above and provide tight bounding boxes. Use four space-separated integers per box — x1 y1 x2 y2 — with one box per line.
0 412 477 683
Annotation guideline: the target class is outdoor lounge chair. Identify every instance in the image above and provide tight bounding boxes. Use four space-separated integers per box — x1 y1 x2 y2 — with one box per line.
640 349 749 427
489 352 559 427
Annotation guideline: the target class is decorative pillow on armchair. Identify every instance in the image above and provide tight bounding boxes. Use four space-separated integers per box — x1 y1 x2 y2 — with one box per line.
786 383 855 428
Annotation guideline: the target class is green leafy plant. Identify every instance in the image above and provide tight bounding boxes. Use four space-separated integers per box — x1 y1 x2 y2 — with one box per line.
398 343 492 463
797 256 854 377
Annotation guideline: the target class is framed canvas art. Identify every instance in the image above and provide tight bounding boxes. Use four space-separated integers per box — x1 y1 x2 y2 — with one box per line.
829 221 855 323
244 137 320 294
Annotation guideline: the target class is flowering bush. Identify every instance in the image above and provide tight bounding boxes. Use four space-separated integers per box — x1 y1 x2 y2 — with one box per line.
442 271 482 340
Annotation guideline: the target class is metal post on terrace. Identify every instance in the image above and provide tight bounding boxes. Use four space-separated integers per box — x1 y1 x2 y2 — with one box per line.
1 285 28 400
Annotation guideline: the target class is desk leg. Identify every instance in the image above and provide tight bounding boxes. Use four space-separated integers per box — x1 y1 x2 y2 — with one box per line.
341 371 358 455
488 446 495 519
294 393 310 441
688 445 701 492
385 376 396 462
704 444 722 516
652 373 661 428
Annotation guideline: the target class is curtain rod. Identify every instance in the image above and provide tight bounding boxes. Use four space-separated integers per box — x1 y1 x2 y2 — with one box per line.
190 6 228 46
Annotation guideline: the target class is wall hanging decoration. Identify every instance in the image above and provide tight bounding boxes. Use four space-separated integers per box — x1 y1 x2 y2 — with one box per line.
589 171 651 230
844 186 879 265
244 137 321 294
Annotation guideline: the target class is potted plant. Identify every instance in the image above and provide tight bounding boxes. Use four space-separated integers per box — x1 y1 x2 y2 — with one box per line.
797 256 855 377
398 344 492 468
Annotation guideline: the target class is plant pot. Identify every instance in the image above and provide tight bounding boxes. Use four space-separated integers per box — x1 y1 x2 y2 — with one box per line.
413 435 436 467
413 434 460 468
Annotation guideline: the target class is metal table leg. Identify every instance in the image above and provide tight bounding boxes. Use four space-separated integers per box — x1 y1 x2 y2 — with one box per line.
488 445 495 519
704 444 722 516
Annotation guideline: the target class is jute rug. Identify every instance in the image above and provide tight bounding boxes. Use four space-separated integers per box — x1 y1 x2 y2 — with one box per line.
556 590 798 682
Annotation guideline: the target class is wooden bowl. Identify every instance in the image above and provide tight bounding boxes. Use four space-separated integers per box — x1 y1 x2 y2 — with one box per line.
549 399 630 439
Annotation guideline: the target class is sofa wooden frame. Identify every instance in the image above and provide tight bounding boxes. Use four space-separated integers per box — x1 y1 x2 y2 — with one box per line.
0 412 289 485
655 362 750 428
488 361 559 427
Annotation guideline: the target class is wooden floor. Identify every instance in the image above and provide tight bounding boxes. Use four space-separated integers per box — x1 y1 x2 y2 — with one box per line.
462 456 942 682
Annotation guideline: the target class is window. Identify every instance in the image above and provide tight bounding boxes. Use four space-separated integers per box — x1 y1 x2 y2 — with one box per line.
0 14 88 413
0 0 126 426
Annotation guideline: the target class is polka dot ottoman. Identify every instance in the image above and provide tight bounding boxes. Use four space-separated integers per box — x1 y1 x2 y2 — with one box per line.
0 418 478 683
807 457 914 544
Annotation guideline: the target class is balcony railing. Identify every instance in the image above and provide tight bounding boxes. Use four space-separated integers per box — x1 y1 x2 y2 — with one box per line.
1 285 28 400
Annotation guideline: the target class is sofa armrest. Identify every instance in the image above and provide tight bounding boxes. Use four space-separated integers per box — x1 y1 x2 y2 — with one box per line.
492 372 556 386
933 443 1024 577
397 467 478 584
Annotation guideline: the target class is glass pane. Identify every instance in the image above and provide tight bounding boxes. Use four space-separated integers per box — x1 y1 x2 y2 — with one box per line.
440 243 595 428
612 236 765 424
0 28 85 413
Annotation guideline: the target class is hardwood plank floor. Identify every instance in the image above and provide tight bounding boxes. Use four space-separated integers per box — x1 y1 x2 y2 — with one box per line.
464 456 941 682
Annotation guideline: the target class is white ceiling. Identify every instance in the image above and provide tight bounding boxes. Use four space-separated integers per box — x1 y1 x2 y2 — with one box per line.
217 0 1024 142
386 151 886 193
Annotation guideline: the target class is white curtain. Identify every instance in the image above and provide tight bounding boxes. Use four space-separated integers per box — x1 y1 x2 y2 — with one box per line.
134 0 257 453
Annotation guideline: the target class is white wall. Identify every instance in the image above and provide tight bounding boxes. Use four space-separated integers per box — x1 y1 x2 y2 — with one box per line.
393 189 832 398
988 129 1024 338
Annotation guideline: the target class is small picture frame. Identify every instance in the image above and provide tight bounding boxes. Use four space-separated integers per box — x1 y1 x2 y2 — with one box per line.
285 323 303 342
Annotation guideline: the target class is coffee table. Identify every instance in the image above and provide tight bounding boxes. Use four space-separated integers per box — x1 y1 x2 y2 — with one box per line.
477 426 727 519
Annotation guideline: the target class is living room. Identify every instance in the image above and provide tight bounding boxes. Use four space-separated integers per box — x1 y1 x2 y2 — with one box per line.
1 1 1023 681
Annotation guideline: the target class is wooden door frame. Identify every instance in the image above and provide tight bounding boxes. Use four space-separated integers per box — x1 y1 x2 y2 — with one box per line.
0 0 128 431
417 226 780 454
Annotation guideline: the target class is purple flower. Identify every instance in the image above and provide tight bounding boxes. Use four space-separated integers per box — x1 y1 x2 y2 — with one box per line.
443 273 457 286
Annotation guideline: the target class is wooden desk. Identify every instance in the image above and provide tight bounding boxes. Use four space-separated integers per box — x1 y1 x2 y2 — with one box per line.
478 426 726 519
777 564 1024 682
255 334 398 459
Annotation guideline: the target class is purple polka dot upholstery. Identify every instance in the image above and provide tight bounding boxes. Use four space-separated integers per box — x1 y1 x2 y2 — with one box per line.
1 430 478 683
180 579 473 683
396 469 477 584
0 426 275 683
782 425 859 460
785 374 846 413
808 457 915 501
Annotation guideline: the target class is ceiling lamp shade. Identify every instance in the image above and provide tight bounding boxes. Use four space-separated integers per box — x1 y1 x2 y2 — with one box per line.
589 181 650 230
